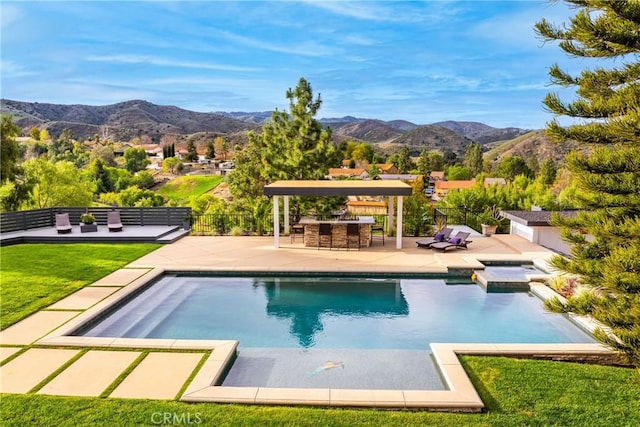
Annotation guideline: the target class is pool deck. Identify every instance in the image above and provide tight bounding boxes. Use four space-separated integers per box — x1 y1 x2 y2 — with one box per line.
0 234 612 410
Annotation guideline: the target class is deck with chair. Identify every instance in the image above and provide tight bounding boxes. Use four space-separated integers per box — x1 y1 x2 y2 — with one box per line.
430 231 472 251
0 224 189 246
416 227 453 248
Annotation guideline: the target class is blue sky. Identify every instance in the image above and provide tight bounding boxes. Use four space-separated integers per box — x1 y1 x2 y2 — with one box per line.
1 1 579 129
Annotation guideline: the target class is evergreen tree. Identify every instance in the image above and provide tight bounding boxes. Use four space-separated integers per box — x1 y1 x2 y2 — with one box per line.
539 158 557 185
397 146 411 174
206 140 216 159
228 77 340 212
535 0 640 364
463 143 483 177
185 140 198 162
417 148 431 176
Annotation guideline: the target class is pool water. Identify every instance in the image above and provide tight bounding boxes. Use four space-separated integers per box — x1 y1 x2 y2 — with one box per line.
79 275 595 348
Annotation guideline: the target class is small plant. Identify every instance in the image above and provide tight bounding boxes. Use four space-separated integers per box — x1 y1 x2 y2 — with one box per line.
478 206 503 226
80 212 95 224
546 274 578 297
230 226 244 236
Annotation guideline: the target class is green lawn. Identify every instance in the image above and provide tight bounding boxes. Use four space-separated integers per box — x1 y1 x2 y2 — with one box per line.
156 175 223 205
0 243 160 329
1 356 638 426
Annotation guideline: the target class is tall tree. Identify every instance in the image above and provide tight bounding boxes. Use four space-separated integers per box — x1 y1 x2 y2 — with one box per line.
228 77 340 213
185 139 198 162
124 147 150 173
397 146 411 174
23 158 95 208
417 148 431 176
535 0 640 364
1 115 22 183
206 140 216 159
539 158 557 185
0 116 33 211
463 143 483 176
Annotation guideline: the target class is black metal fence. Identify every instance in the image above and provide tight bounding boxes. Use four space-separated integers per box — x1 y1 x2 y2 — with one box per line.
189 208 500 237
2 206 506 236
1 207 191 233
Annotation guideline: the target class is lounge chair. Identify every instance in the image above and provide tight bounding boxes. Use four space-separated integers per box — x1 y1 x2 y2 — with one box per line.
430 231 472 251
107 211 123 232
55 213 72 234
416 227 453 248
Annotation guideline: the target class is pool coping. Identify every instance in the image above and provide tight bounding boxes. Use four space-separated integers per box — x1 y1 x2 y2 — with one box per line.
32 267 614 411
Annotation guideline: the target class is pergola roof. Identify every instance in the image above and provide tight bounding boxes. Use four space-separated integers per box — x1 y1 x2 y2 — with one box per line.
264 180 413 197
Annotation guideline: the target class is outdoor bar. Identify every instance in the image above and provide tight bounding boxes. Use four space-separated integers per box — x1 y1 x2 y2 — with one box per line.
299 216 374 248
263 180 413 249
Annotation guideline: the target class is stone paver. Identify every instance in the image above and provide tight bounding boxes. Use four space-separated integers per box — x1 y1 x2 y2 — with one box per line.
0 311 80 345
0 346 22 362
0 348 80 393
38 350 140 397
48 287 121 310
109 352 204 399
91 268 151 286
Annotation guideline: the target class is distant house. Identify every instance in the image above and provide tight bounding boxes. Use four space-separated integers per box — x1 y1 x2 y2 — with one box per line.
142 144 163 158
434 180 474 197
375 164 398 174
327 168 369 180
429 171 445 182
378 174 423 182
501 209 581 256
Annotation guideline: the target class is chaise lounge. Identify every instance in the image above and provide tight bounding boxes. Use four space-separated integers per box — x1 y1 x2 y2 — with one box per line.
416 227 453 248
107 211 123 232
55 213 73 234
430 231 472 251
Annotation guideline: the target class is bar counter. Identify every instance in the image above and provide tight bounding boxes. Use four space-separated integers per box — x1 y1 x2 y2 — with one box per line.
298 216 374 248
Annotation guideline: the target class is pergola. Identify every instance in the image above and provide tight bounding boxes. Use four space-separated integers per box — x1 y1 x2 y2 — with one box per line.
263 180 413 249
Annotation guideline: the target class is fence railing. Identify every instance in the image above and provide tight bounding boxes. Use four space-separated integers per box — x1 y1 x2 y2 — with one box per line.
190 208 496 236
1 207 191 233
2 206 504 236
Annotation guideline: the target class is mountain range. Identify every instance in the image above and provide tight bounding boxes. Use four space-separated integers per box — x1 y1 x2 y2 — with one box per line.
2 98 538 158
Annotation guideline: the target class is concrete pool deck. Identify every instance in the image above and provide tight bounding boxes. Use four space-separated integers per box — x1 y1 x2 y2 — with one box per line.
0 235 612 410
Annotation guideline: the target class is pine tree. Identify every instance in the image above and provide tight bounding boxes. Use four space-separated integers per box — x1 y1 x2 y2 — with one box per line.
185 140 198 162
206 140 216 159
535 0 640 364
463 143 483 177
228 77 340 210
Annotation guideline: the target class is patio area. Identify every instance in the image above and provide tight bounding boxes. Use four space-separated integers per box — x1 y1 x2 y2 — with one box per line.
0 233 611 410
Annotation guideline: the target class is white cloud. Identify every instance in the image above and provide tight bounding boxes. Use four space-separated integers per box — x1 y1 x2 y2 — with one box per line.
0 60 37 78
210 29 341 57
84 54 261 72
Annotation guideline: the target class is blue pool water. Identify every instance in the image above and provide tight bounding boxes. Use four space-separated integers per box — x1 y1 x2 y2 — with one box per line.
78 274 595 348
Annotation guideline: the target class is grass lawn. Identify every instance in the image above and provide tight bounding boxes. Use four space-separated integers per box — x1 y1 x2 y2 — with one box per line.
0 243 160 329
1 356 638 426
156 175 224 205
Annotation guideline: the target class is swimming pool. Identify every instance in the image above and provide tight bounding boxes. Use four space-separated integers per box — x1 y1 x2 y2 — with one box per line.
77 274 595 347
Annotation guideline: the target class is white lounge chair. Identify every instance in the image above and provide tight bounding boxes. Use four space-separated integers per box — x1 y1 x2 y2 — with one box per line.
107 211 123 232
55 213 72 234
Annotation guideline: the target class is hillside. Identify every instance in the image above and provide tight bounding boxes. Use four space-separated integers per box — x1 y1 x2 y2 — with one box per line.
432 120 530 144
2 99 531 150
483 130 586 165
332 119 404 143
380 125 474 156
1 99 257 142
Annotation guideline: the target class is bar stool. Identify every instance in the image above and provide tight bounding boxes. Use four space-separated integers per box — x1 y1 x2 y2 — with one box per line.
346 223 360 250
318 223 332 250
291 223 305 243
371 223 385 246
